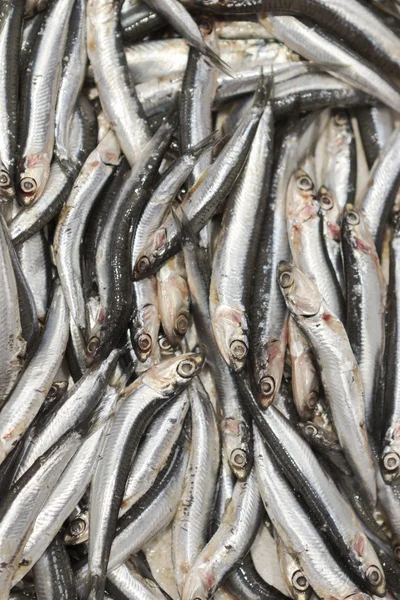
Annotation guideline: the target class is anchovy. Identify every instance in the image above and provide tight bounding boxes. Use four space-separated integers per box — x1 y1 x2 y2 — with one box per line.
173 210 252 480
342 204 386 440
0 1 24 201
0 282 69 465
106 562 167 600
157 253 191 348
317 185 345 293
32 535 77 600
18 0 76 205
172 378 220 593
54 0 87 162
358 126 400 257
133 77 267 279
181 468 263 600
210 77 273 372
16 232 52 323
317 110 357 215
278 262 377 508
87 0 150 167
54 129 121 331
357 105 393 170
87 354 203 599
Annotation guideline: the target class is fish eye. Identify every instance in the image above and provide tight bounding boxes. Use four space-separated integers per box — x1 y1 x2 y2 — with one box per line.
68 518 86 538
279 271 294 289
199 16 213 34
260 375 275 398
383 451 400 472
297 175 313 191
175 314 189 336
177 358 197 378
305 423 318 437
159 335 173 351
230 340 248 361
292 570 309 591
230 448 247 468
307 391 318 409
366 565 383 586
345 210 360 225
0 171 10 188
137 256 150 273
137 333 152 352
319 193 333 210
86 336 100 356
20 176 37 194
334 110 348 126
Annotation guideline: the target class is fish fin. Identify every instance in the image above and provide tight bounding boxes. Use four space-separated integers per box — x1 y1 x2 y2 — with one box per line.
189 130 222 160
204 44 236 78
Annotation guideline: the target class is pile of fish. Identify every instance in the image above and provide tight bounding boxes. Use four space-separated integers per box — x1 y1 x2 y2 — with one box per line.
3 0 400 598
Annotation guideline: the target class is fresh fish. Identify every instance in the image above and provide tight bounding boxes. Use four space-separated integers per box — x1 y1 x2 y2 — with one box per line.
286 168 345 321
157 253 191 348
254 427 372 600
54 0 87 162
172 378 220 593
277 262 377 508
358 126 400 257
133 77 267 279
0 426 83 598
18 0 76 205
342 204 386 439
357 105 393 170
87 354 203 599
106 562 167 600
237 375 385 596
381 217 400 484
87 0 150 167
33 534 77 600
120 392 190 516
315 109 357 212
275 534 312 600
260 15 400 111
54 130 121 331
0 1 24 201
9 99 98 245
89 116 176 364
181 468 263 600
173 210 252 480
0 282 69 465
121 0 165 43
210 76 273 372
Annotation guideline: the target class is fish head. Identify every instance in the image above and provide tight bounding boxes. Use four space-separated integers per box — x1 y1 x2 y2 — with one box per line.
317 186 341 234
18 154 50 206
381 447 400 484
0 160 15 204
348 531 386 597
342 204 376 254
212 304 249 372
277 262 322 317
133 228 169 280
132 303 160 363
157 263 190 348
141 352 204 396
220 416 252 480
287 168 317 224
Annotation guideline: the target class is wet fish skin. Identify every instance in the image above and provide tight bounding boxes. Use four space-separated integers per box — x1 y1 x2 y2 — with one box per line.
33 534 77 600
133 77 267 279
341 204 386 439
181 468 263 600
357 105 393 170
381 217 400 485
157 252 191 348
87 353 204 599
317 185 345 294
0 282 69 465
54 129 121 331
87 0 150 167
210 77 273 372
277 261 377 509
0 1 24 202
54 0 87 162
18 0 76 206
172 378 220 594
173 209 252 480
